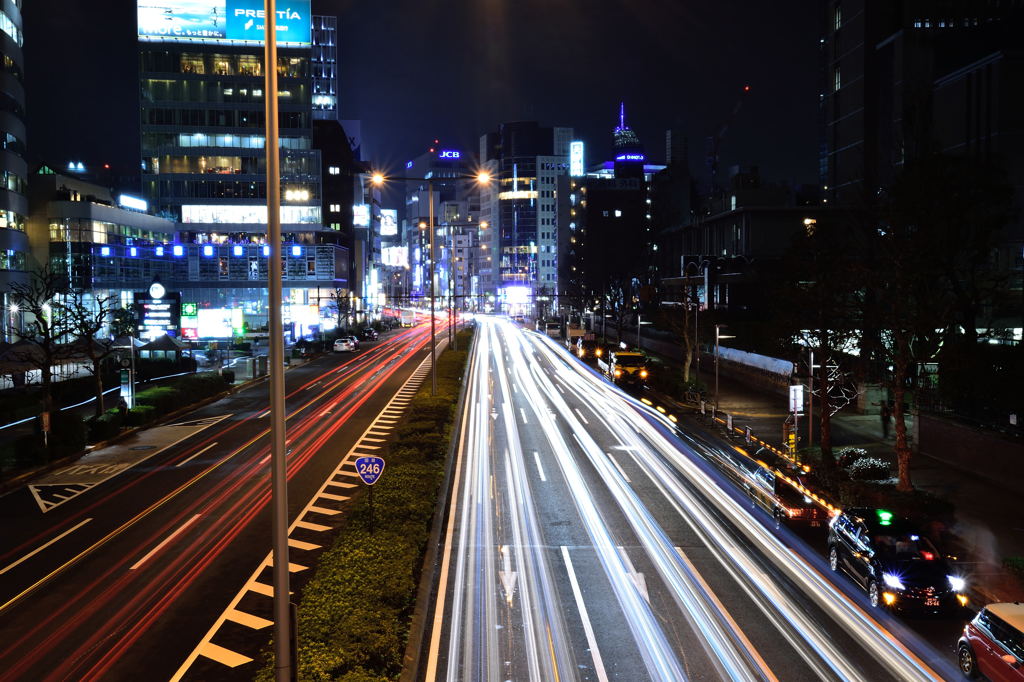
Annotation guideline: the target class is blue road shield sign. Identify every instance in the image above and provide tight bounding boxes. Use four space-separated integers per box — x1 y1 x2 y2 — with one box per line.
355 456 385 485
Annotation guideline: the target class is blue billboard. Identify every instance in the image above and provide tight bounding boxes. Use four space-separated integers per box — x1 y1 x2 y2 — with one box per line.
138 0 311 46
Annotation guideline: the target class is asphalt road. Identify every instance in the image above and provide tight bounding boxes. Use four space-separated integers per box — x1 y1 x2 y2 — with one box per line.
0 323 438 681
422 317 961 681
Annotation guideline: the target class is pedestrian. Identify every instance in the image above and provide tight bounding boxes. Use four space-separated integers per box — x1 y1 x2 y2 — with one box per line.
117 397 128 418
880 402 891 438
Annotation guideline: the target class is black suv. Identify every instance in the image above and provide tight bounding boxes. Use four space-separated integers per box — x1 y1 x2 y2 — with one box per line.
827 507 967 614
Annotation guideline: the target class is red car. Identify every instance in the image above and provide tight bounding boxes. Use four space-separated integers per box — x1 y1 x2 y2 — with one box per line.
958 602 1024 680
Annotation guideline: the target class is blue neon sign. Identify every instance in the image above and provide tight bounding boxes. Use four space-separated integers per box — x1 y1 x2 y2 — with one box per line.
438 150 461 160
615 153 645 162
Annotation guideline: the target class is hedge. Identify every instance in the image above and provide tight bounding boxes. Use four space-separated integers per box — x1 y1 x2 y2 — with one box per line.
256 327 474 681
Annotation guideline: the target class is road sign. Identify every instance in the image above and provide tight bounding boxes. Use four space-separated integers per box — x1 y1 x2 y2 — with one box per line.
120 357 131 368
355 456 385 485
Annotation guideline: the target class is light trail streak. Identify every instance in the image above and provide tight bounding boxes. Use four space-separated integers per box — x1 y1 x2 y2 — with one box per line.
524 327 948 681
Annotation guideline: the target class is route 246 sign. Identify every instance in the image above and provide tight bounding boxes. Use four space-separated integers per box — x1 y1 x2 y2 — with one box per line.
355 456 385 485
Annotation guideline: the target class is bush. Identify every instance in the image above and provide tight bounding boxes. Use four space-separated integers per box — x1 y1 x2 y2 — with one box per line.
126 404 157 426
221 368 235 384
0 433 44 471
47 412 87 460
846 456 892 481
836 480 956 524
135 386 179 413
87 410 124 443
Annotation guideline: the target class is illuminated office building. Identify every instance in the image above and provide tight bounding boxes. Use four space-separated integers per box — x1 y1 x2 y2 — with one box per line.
133 2 350 337
478 122 574 316
0 0 26 336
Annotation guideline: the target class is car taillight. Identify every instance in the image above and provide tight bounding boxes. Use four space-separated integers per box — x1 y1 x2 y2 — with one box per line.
614 369 621 377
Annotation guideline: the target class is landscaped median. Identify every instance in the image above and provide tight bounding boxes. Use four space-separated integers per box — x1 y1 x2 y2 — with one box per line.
255 327 473 682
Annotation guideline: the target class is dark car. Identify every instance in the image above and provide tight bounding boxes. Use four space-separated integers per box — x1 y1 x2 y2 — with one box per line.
359 327 378 341
827 507 968 614
575 338 601 362
958 602 1024 680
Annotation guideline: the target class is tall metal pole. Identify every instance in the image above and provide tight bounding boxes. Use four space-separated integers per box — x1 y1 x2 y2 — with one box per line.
808 349 814 449
428 179 437 396
264 3 292 679
714 324 720 413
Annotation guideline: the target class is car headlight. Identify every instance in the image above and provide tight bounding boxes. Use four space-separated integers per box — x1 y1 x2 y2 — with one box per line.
596 349 602 357
948 575 966 592
882 573 905 590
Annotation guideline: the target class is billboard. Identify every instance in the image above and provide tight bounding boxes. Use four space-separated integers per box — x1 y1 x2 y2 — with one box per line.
570 141 585 177
353 204 370 227
138 0 312 47
382 245 408 268
380 209 398 237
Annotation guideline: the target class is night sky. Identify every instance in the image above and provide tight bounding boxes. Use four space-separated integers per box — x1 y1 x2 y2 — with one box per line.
24 0 820 190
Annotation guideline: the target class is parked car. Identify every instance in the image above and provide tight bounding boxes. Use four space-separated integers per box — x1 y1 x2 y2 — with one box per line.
333 337 357 352
359 327 379 341
958 602 1024 680
827 507 968 613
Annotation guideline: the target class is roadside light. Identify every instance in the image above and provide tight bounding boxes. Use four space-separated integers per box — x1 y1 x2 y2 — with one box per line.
882 592 897 606
477 171 491 185
370 172 385 186
957 594 969 607
480 221 489 229
640 369 648 378
595 349 602 357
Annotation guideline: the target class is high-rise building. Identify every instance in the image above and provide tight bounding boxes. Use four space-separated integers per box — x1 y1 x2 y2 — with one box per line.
133 2 350 338
0 0 27 334
479 121 573 316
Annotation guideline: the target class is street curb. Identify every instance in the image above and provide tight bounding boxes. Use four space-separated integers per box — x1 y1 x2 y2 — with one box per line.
400 330 476 682
0 357 316 496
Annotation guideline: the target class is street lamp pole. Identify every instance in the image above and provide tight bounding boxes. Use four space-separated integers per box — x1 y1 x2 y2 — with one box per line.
715 323 721 413
263 3 292 679
428 179 437 396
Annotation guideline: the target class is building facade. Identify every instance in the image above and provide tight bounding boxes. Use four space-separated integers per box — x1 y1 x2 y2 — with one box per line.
0 0 26 332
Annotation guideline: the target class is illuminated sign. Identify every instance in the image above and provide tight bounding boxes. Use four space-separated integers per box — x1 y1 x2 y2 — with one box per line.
197 308 234 338
118 194 149 212
182 302 198 316
438 150 461 160
181 204 320 224
353 204 370 227
570 141 585 177
134 289 181 340
137 0 311 47
615 153 646 162
405 160 414 169
382 245 408 268
380 209 398 237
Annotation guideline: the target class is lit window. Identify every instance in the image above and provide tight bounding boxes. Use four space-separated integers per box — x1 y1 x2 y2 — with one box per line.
329 166 340 175
833 67 841 92
614 210 622 218
203 245 213 257
233 245 244 256
263 245 271 256
129 247 138 257
292 245 302 257
100 246 110 257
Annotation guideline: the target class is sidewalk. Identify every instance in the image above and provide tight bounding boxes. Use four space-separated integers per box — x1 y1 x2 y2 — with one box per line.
680 365 1024 602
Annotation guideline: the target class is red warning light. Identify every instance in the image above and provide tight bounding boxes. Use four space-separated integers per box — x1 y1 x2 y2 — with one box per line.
103 163 110 169
743 85 751 92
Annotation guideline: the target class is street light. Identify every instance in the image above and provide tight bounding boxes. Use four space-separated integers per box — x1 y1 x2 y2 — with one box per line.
714 323 735 413
371 170 491 396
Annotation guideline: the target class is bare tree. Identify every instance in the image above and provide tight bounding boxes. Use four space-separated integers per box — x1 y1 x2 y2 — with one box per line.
328 286 350 332
8 267 77 421
66 292 118 418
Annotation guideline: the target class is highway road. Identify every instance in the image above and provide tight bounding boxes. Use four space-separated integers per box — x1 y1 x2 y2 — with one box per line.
0 322 440 681
422 317 960 681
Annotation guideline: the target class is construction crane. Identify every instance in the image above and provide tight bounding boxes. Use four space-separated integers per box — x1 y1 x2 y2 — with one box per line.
705 84 752 190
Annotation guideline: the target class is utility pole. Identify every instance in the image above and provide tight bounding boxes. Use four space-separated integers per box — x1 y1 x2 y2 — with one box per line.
808 349 814 449
263 3 292 679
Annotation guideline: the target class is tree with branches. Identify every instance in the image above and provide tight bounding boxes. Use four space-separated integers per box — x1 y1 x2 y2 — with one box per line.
8 267 77 421
66 292 118 418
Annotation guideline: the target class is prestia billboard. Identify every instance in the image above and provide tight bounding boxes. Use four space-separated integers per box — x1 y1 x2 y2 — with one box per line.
138 0 311 47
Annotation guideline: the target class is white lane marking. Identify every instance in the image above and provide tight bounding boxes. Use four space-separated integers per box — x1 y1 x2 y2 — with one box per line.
574 407 590 425
130 514 201 570
0 518 92 576
532 451 547 482
675 546 779 682
519 407 528 424
555 383 565 394
561 546 609 682
176 441 218 468
605 451 632 483
616 546 649 604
